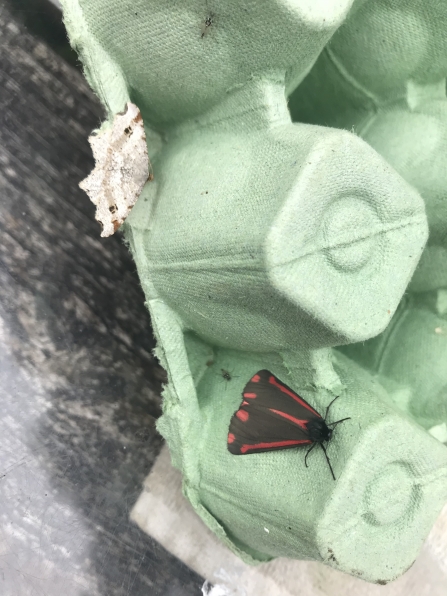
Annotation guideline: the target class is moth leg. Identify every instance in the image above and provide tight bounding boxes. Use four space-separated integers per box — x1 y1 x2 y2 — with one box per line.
304 442 317 468
320 442 336 481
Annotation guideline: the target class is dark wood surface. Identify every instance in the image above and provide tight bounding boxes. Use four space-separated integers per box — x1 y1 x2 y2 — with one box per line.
0 2 203 594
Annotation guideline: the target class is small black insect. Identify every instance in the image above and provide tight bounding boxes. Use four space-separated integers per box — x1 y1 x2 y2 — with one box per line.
220 368 232 381
201 13 215 38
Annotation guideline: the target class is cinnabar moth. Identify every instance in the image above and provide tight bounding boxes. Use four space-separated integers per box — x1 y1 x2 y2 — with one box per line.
227 370 350 480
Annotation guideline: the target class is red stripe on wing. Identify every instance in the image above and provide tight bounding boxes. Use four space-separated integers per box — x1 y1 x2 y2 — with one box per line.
251 374 261 382
243 392 257 399
269 408 308 430
268 375 320 416
236 410 249 422
240 439 311 453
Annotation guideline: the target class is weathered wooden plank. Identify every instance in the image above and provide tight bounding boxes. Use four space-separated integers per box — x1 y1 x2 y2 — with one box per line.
0 2 202 594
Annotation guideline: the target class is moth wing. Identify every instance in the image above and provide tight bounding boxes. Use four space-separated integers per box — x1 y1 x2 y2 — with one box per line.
242 370 322 418
227 370 319 455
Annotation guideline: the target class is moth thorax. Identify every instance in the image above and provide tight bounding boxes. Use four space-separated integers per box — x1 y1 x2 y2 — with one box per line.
307 419 332 442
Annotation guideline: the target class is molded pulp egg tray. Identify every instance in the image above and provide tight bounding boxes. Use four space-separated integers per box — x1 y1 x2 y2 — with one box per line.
61 0 447 583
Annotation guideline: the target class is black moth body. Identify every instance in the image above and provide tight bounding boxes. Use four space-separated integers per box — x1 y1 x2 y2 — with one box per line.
227 369 350 480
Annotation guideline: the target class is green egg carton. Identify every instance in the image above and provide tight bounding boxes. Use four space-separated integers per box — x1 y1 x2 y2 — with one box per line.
62 0 447 583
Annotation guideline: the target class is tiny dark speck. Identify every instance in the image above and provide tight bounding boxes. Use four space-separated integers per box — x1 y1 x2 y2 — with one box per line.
201 14 215 38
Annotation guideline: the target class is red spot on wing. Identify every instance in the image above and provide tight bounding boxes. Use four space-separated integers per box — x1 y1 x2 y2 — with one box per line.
236 410 249 422
268 375 320 416
240 439 311 453
251 374 261 382
227 433 235 444
242 401 249 406
243 392 257 399
269 408 308 430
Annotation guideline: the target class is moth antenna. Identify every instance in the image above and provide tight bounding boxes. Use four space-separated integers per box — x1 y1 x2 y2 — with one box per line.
324 395 340 421
304 442 317 468
320 443 336 481
327 417 351 429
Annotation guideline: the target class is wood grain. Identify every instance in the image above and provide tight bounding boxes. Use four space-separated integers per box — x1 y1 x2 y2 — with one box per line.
0 2 202 594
